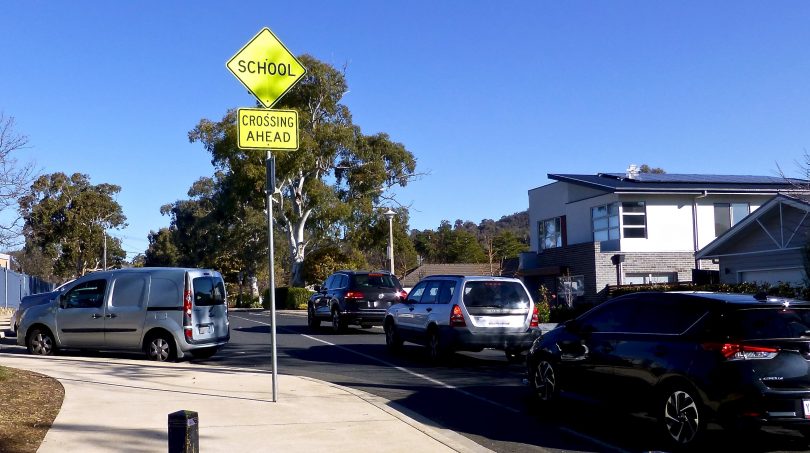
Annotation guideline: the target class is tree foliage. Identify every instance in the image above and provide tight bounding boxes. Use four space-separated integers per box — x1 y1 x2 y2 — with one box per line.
19 172 126 279
0 113 36 249
186 55 417 287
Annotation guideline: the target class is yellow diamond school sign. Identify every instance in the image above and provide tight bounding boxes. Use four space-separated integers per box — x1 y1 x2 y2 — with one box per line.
238 108 299 150
227 28 307 108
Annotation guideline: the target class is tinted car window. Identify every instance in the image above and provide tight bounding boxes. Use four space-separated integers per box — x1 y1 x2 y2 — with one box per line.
150 277 181 306
462 281 530 309
407 282 427 304
724 307 810 340
111 274 148 308
193 277 226 306
420 281 442 304
352 273 400 289
63 279 107 309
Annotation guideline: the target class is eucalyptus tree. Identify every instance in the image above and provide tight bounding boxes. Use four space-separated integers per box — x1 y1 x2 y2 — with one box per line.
189 55 417 286
19 172 126 279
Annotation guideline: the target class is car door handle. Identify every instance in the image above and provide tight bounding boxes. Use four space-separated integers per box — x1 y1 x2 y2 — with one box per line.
91 314 103 319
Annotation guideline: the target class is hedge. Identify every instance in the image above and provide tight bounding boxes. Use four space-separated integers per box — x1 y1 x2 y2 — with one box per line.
262 286 313 310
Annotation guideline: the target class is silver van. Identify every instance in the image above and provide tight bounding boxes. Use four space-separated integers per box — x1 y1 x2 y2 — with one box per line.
16 268 230 361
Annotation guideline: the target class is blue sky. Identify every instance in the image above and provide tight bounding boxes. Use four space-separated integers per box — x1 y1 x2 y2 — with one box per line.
3 1 810 258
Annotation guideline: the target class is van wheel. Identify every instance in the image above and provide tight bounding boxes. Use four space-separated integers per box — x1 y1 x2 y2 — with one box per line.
331 308 346 333
27 328 57 356
145 334 176 362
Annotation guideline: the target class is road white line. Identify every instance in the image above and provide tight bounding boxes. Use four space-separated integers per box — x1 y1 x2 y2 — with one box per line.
232 314 520 414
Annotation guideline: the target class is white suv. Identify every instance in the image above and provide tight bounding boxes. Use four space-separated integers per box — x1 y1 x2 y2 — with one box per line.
384 275 540 363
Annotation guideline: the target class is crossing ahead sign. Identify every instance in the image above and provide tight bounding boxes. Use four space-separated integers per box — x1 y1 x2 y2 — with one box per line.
227 28 307 108
237 108 299 150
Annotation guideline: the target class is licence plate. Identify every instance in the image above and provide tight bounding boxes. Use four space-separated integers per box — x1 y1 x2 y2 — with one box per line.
804 400 810 419
198 325 211 334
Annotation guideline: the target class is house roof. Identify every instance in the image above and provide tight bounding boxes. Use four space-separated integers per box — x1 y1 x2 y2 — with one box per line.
546 173 807 194
400 263 497 287
696 194 810 259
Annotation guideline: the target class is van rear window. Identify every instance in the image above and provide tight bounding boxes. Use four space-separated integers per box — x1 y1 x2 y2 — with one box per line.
193 277 226 306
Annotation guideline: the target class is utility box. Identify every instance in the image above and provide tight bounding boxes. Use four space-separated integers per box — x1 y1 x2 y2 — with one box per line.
168 410 199 453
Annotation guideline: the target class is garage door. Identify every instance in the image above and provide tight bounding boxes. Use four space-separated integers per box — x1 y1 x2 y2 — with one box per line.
739 268 805 285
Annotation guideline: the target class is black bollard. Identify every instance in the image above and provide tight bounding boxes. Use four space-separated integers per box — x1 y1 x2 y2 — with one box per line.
168 410 199 453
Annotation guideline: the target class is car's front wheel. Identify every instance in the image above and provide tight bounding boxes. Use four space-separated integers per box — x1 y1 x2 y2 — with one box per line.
384 319 402 353
659 384 704 448
530 358 558 403
27 327 57 356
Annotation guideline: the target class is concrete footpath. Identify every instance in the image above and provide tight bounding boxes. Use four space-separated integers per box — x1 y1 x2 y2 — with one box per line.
0 354 492 453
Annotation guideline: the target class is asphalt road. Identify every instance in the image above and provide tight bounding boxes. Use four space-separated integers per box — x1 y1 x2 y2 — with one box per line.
201 310 810 453
4 309 810 452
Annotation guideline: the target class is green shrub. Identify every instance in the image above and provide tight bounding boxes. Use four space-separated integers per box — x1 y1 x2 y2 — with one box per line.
262 287 313 309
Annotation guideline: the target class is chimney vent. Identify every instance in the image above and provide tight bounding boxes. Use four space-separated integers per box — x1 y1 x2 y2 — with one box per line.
626 164 639 180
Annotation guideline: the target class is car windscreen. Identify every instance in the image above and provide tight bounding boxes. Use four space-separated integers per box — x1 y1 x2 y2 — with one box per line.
462 281 531 309
724 307 810 340
351 273 400 289
193 277 226 306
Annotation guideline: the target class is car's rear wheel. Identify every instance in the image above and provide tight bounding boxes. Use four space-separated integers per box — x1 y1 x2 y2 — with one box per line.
27 327 57 356
427 329 446 364
384 320 403 353
331 308 346 333
530 358 558 403
659 384 704 448
145 334 176 362
307 306 320 329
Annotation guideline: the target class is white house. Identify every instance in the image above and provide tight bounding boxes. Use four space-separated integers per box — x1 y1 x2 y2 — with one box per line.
520 167 806 305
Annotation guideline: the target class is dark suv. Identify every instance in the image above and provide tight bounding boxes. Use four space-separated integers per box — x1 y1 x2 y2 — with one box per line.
307 270 406 333
526 292 810 448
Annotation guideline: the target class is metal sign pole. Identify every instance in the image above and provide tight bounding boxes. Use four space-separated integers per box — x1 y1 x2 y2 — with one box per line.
266 152 278 402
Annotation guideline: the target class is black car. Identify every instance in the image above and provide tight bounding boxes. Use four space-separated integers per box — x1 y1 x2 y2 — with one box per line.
307 270 406 333
526 292 810 448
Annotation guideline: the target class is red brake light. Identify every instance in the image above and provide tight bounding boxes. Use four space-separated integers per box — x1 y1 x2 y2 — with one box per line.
450 304 466 327
703 342 779 360
530 305 539 328
345 290 364 299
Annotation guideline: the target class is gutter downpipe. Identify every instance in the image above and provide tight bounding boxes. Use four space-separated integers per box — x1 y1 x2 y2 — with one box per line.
692 190 708 269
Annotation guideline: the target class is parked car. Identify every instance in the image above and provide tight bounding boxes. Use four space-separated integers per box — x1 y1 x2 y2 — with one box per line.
384 275 540 363
308 270 406 333
526 291 810 448
17 267 229 361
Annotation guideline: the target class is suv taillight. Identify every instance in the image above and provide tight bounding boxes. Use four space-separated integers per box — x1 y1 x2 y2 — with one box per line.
703 342 779 361
450 304 466 327
345 290 364 299
530 304 539 328
183 287 193 341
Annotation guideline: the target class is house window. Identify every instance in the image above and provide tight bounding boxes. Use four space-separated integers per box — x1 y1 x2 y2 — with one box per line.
714 203 750 236
592 203 619 241
621 201 647 238
539 217 563 250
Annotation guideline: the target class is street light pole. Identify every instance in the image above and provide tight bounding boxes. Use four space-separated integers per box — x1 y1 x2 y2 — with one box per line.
383 208 396 274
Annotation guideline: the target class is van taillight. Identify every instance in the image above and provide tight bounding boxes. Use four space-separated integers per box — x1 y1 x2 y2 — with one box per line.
183 288 193 341
530 305 539 328
450 304 466 327
345 290 364 299
703 342 779 360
